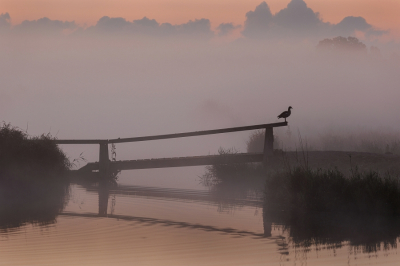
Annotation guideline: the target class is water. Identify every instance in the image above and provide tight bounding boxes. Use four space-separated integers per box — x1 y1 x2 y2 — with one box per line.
1 167 400 265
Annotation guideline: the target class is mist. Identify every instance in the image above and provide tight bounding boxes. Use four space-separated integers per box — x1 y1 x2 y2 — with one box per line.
1 0 400 163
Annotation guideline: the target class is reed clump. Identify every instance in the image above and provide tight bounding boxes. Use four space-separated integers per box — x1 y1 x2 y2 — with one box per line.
265 167 400 216
0 123 71 181
247 128 400 155
0 123 71 229
201 147 264 187
200 148 265 208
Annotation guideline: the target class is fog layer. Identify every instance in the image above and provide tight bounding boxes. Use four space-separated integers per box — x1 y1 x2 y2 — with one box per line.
1 0 399 162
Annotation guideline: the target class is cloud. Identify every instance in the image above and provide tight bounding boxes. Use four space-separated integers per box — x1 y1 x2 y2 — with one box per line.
14 17 77 35
88 16 213 39
176 19 213 38
241 0 384 40
334 16 371 34
91 16 160 35
0 13 11 29
242 0 329 39
133 17 159 28
274 0 323 31
216 23 241 37
95 16 131 33
242 2 273 38
333 16 387 37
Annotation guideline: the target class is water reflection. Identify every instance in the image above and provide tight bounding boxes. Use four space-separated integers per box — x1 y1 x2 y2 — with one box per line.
60 212 265 239
82 183 263 208
98 181 110 216
200 164 400 254
0 178 70 231
3 168 400 259
265 211 400 254
84 171 400 255
70 171 118 216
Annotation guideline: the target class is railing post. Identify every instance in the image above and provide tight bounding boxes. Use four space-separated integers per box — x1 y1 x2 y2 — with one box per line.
98 141 110 216
263 127 273 166
99 141 109 177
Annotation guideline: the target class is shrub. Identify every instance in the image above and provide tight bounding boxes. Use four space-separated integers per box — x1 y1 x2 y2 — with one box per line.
0 123 71 229
246 130 280 153
0 123 71 182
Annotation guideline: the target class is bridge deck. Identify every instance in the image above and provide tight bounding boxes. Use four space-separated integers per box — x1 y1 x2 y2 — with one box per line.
78 153 264 172
55 122 287 144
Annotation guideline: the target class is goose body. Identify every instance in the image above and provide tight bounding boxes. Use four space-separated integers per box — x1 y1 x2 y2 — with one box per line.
278 106 292 122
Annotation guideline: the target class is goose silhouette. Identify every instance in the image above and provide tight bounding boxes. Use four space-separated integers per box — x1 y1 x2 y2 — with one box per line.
277 106 292 122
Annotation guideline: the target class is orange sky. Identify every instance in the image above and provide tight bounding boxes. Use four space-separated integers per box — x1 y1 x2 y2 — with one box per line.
1 0 399 35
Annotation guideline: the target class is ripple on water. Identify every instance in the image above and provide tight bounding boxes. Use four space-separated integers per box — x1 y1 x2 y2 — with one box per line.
2 184 400 265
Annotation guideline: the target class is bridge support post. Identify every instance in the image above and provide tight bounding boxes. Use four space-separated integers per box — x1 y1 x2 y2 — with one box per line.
263 127 273 165
98 181 109 216
99 141 109 177
263 204 272 237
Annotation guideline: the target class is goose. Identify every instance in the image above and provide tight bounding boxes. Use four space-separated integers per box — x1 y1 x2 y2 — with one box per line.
277 106 292 122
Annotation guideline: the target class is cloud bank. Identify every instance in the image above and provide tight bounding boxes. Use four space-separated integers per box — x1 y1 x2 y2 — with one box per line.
0 13 11 30
216 23 241 37
0 0 394 48
242 0 386 40
83 16 214 39
14 17 77 35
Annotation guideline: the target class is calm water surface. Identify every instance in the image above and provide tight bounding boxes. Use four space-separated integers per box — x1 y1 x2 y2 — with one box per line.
1 167 400 265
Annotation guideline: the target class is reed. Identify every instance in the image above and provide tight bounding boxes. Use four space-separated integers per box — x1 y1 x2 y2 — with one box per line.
0 123 71 181
200 147 264 187
265 167 400 216
0 123 71 229
247 129 400 155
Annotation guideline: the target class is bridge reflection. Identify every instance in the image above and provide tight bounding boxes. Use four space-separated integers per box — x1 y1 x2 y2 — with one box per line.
75 176 400 253
59 212 266 239
87 179 272 236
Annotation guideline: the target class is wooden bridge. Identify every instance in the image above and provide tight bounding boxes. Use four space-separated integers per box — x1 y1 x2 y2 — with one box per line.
54 121 288 175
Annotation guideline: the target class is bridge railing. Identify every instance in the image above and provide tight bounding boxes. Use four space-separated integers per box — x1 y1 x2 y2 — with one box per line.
54 121 288 172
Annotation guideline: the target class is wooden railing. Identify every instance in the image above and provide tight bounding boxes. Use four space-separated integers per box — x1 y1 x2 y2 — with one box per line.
54 121 288 173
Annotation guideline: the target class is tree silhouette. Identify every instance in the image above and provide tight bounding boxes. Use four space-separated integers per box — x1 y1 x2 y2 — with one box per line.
317 36 367 52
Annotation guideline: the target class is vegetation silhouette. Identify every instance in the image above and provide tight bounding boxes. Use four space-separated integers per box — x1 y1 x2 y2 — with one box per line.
200 148 265 210
317 36 367 53
203 130 400 252
248 129 400 155
265 167 400 216
0 123 71 230
263 149 400 253
267 211 400 254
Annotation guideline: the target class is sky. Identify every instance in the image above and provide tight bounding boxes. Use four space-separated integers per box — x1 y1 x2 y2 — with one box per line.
1 0 400 38
1 0 400 162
